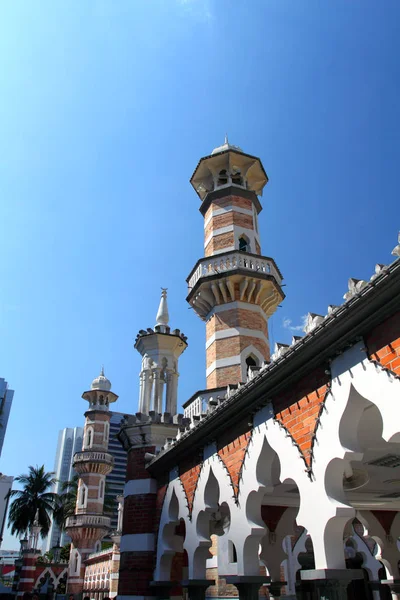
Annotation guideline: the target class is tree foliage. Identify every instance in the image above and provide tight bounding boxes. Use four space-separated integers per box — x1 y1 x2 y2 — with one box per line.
8 465 58 537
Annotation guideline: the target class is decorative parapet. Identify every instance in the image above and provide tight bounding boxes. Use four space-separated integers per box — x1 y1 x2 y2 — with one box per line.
188 251 282 291
271 343 290 361
303 313 324 334
65 515 111 529
392 232 400 257
343 278 369 301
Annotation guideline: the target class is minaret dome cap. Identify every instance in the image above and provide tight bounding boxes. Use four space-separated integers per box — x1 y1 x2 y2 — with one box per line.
211 134 243 156
91 366 112 392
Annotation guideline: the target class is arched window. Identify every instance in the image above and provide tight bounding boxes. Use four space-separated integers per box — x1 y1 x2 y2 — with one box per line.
217 169 228 186
80 484 87 507
245 355 257 368
103 422 109 443
86 427 93 448
228 540 238 563
74 552 79 574
238 236 249 252
231 170 243 186
99 479 104 499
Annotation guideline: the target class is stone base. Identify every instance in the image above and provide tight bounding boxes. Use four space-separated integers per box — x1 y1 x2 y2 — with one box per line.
150 580 179 599
300 569 364 600
181 579 215 600
225 576 271 600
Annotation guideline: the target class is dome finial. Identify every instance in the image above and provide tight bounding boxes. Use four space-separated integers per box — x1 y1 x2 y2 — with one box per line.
155 288 169 327
100 365 104 377
225 133 229 144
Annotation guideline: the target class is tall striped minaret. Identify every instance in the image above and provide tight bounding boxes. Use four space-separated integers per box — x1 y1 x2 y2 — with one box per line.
187 138 284 388
66 369 118 595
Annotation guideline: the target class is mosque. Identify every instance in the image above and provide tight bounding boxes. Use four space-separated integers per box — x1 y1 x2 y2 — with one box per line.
59 139 400 600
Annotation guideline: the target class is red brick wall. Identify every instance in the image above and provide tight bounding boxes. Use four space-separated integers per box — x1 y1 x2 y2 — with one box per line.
123 494 157 534
217 419 252 497
179 454 203 513
273 367 330 466
126 446 155 481
365 311 400 376
118 552 154 596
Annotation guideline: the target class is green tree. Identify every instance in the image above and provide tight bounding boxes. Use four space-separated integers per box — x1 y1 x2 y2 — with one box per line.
8 465 58 537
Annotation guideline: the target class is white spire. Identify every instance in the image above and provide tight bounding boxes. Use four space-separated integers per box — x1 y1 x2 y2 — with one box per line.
155 288 169 327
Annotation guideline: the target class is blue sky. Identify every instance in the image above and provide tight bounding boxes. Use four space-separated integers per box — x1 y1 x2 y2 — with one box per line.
1 0 399 549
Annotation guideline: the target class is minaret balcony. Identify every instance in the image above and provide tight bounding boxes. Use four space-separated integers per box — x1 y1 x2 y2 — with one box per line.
186 250 284 320
73 451 114 475
65 514 111 530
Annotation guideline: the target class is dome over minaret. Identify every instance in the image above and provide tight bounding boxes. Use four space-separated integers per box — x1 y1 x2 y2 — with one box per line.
91 366 112 392
211 134 243 156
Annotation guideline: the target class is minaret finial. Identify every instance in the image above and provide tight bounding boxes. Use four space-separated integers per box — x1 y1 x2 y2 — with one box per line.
225 133 228 145
155 288 169 327
100 365 104 376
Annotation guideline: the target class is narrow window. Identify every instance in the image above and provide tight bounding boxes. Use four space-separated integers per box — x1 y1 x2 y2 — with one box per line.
246 355 257 368
80 485 86 507
231 170 243 186
239 237 248 252
87 429 92 447
74 553 79 573
228 540 237 563
217 169 228 186
99 479 104 499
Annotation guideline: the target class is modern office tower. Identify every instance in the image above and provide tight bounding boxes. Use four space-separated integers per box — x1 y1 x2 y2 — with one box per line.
46 427 84 551
0 378 14 457
0 476 13 548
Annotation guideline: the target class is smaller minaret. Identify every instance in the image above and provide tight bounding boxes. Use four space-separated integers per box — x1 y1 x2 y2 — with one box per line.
66 369 118 596
135 289 188 415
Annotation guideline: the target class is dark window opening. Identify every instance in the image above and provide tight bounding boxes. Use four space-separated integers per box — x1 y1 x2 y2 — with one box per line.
231 171 243 186
217 169 228 186
239 237 248 252
246 356 257 368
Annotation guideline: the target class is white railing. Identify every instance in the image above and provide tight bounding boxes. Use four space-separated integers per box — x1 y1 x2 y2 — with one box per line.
66 515 111 528
188 252 281 290
74 451 114 464
87 547 113 560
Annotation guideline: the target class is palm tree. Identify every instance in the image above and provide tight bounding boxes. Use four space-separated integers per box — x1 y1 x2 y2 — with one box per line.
53 475 79 532
8 465 58 538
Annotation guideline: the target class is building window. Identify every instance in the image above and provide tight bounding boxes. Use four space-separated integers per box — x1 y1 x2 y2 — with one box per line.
238 235 250 253
85 426 94 449
103 422 109 443
231 170 243 186
79 484 87 507
99 479 104 499
228 540 237 563
245 355 257 368
217 169 228 186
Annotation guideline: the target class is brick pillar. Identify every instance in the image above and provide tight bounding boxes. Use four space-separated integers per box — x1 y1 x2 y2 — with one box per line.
117 414 181 600
17 551 40 596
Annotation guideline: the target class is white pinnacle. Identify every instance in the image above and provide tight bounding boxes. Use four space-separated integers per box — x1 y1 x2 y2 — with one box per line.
155 288 169 327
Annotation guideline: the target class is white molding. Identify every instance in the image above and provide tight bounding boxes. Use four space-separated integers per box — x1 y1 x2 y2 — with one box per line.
124 479 157 496
212 245 235 255
204 205 253 228
206 327 270 350
209 301 267 318
204 225 235 248
120 533 154 552
206 355 241 377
